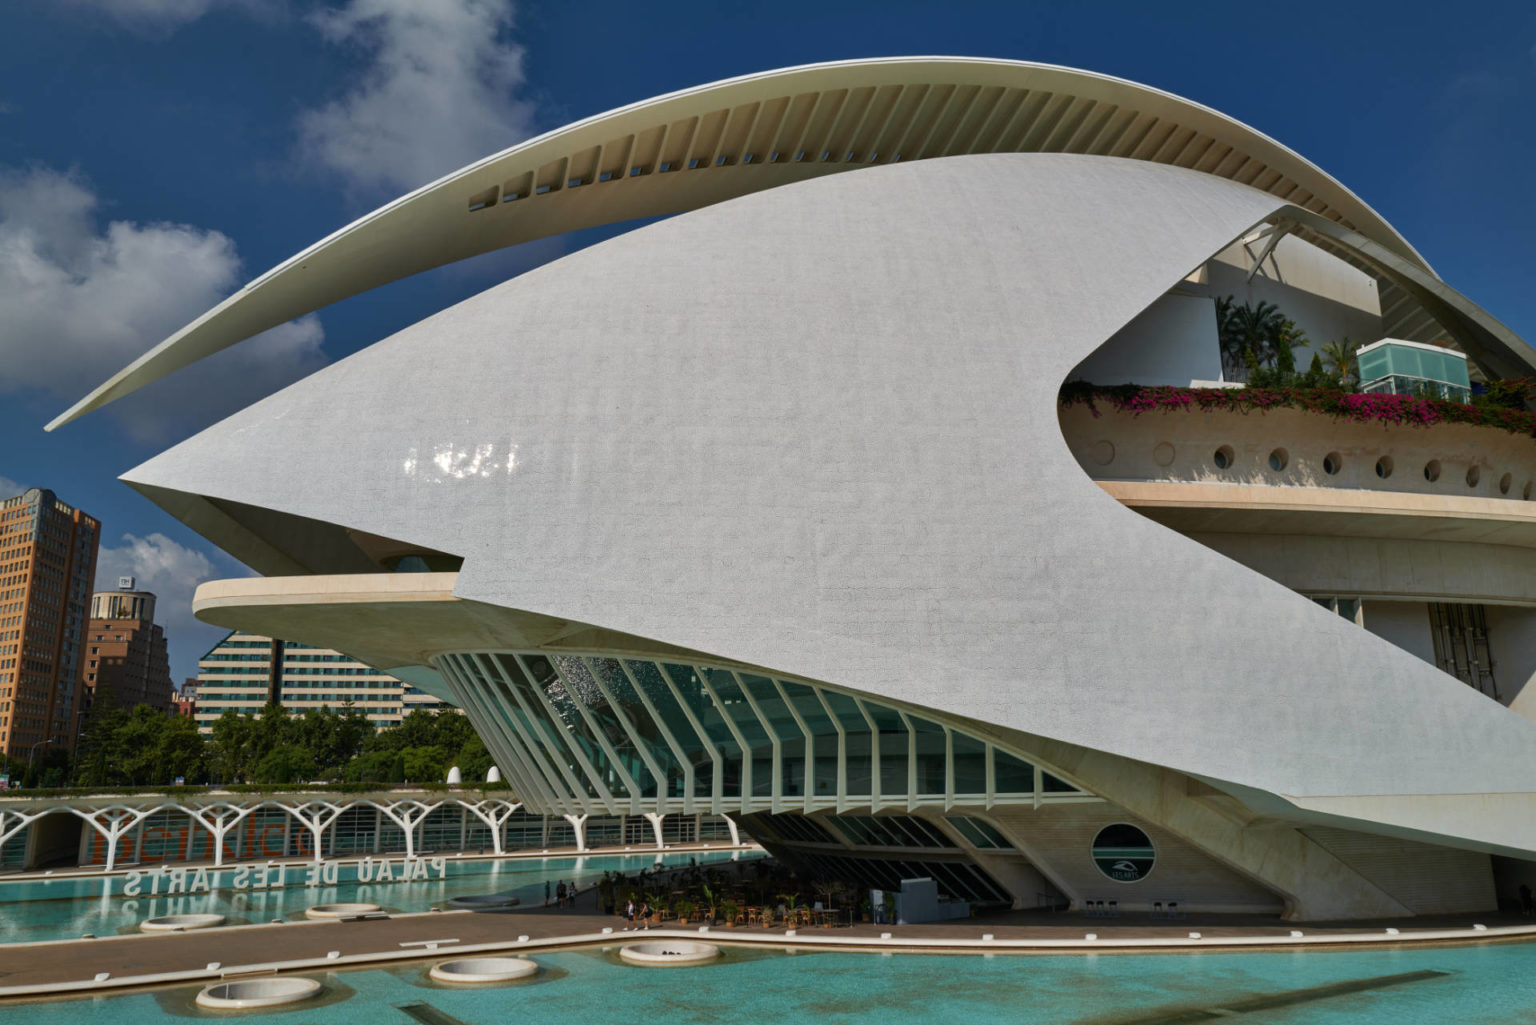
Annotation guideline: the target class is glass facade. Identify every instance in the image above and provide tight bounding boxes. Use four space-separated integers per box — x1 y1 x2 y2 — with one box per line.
1357 341 1471 402
434 652 1094 816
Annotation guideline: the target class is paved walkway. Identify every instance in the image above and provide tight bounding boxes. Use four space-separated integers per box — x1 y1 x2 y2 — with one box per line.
3 905 1534 1001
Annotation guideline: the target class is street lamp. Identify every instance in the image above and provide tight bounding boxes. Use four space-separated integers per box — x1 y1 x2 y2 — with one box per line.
27 737 55 772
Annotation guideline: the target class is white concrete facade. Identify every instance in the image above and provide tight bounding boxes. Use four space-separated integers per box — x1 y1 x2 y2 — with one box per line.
63 59 1536 919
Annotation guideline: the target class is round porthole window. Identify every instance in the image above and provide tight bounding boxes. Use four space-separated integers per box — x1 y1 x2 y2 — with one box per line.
1424 460 1441 482
1467 466 1481 488
1499 472 1512 495
1091 823 1155 883
1323 452 1342 476
1091 440 1115 466
1268 448 1288 472
1375 456 1393 479
1153 442 1175 468
1213 445 1234 470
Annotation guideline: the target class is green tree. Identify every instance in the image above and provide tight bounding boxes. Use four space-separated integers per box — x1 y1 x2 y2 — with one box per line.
1215 297 1306 381
345 749 405 784
1319 338 1361 387
73 690 129 787
116 705 172 785
158 714 208 783
431 711 473 752
401 745 452 783
254 744 317 784
210 709 256 783
455 733 494 782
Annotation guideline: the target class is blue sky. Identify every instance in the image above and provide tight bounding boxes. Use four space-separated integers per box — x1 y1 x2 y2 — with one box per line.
1 0 1533 684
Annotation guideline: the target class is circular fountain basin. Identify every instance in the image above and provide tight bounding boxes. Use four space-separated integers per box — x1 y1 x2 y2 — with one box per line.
429 956 540 983
446 893 521 910
619 940 721 966
195 977 323 1009
304 902 382 920
139 913 226 933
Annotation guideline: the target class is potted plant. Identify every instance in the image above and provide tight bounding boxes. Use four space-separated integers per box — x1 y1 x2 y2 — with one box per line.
676 899 696 925
720 900 740 927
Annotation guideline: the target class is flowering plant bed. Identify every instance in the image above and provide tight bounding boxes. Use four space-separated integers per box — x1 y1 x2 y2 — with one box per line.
1059 381 1536 437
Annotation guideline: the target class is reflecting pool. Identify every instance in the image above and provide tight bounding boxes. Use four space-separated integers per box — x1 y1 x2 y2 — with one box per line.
9 943 1536 1024
0 849 755 945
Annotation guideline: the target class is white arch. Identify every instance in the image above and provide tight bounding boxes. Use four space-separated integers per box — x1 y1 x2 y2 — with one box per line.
52 55 1434 430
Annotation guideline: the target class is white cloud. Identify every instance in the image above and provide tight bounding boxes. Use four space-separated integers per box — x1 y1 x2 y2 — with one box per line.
0 474 25 500
296 0 535 197
0 165 327 436
95 532 252 683
53 0 264 32
95 532 215 597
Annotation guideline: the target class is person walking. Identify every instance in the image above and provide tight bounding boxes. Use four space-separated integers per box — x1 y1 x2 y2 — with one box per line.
556 880 567 908
624 897 636 930
545 879 551 907
639 898 652 930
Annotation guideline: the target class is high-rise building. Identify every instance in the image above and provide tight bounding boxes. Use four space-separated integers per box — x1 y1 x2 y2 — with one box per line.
0 488 100 759
83 577 174 716
194 630 451 733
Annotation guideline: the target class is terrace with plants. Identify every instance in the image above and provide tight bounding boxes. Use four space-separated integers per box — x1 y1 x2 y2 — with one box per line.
1062 298 1536 439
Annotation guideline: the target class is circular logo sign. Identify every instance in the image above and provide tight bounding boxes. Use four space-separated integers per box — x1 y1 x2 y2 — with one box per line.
1091 823 1155 882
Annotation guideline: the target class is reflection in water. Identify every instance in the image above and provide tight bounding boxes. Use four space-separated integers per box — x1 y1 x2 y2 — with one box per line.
0 849 756 945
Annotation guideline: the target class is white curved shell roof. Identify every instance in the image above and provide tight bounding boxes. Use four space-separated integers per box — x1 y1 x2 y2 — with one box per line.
124 154 1536 855
54 56 1454 429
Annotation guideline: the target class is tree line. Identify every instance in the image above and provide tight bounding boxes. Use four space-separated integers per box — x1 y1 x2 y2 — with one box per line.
8 696 492 789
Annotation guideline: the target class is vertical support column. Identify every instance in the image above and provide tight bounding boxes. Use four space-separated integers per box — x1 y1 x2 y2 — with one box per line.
75 806 160 873
283 801 347 862
644 811 665 849
723 814 740 848
462 799 522 856
563 813 588 852
373 800 441 860
185 803 256 868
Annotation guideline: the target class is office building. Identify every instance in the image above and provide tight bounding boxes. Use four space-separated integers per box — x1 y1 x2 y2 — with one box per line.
0 488 99 759
83 577 174 716
194 630 451 732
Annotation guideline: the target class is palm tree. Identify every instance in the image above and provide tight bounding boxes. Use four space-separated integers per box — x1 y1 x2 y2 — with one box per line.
1319 338 1360 387
1216 297 1304 380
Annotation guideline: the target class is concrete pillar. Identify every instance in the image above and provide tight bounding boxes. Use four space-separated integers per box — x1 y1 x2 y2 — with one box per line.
462 799 521 856
185 804 255 868
723 814 740 847
373 800 441 861
563 813 589 852
283 801 347 862
645 811 665 849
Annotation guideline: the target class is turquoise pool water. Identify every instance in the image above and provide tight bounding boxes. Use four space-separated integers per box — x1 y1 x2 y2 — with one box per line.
0 849 754 945
8 942 1536 1024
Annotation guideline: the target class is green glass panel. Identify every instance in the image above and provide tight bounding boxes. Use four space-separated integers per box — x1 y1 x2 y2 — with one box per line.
910 715 947 795
863 702 908 796
994 749 1034 794
953 732 987 795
